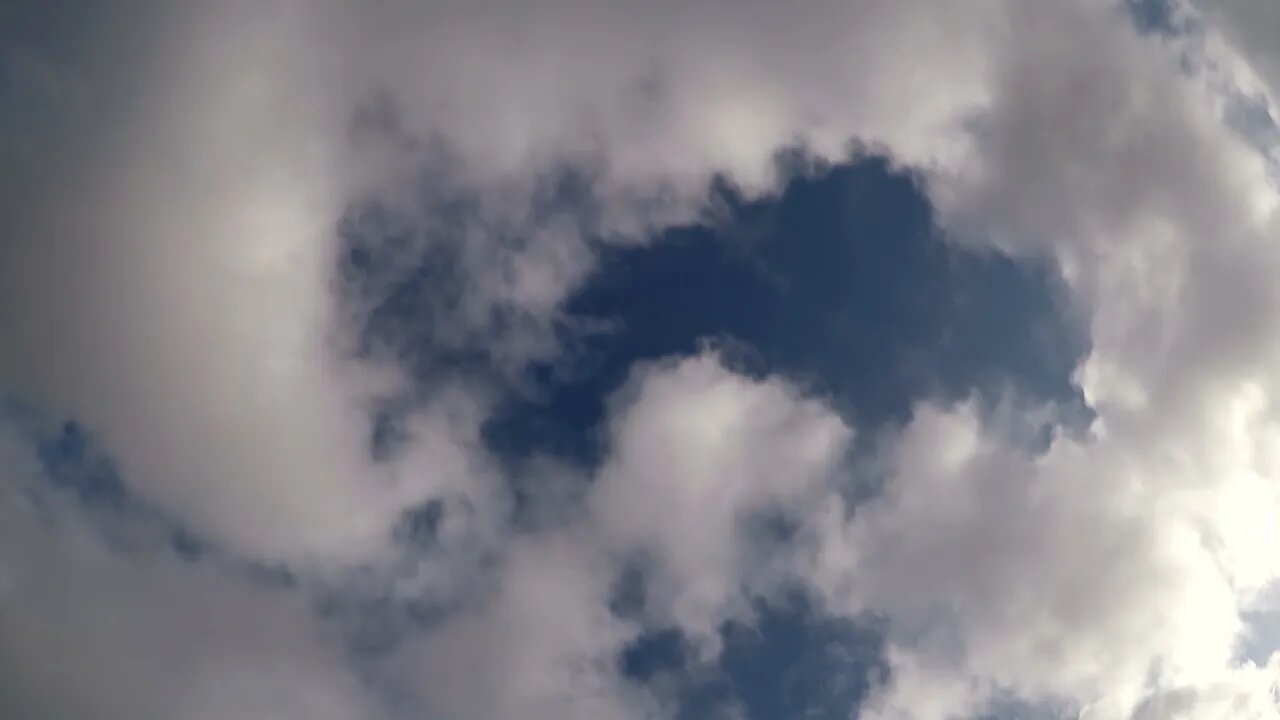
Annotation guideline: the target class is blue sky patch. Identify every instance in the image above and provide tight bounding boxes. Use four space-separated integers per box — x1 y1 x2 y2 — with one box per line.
484 152 1085 466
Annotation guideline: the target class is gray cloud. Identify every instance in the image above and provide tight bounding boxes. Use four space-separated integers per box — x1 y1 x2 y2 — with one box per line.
5 0 1280 719
0 420 380 720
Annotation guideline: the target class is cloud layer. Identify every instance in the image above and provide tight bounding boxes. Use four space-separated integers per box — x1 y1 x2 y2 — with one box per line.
4 0 1280 718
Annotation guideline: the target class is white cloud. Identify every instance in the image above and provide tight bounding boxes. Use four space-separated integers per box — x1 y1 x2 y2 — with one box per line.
386 350 853 719
802 2 1280 716
1196 0 1280 105
1130 656 1280 720
806 401 1266 718
591 352 852 648
388 529 652 720
0 0 1000 567
6 0 1280 718
0 1 457 565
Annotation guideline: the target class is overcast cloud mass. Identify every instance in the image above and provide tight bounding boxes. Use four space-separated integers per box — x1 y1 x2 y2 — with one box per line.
4 0 1280 718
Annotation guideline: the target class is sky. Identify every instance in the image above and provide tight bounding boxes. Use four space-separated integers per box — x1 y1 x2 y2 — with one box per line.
3 0 1280 718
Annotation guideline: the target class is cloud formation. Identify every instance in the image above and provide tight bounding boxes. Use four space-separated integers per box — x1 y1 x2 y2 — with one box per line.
4 0 1280 718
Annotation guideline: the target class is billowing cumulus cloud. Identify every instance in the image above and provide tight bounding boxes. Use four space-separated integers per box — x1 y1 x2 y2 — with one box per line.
4 0 1280 718
591 352 852 646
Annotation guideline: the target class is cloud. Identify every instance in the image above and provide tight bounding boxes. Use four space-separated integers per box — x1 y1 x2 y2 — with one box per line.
5 0 1280 718
805 401 1255 718
0 0 1001 569
382 350 856 719
1131 656 1280 720
797 2 1280 716
591 351 852 647
0 0 967 566
0 419 381 720
0 0 1000 616
1 1 434 565
385 528 651 720
1195 0 1280 102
